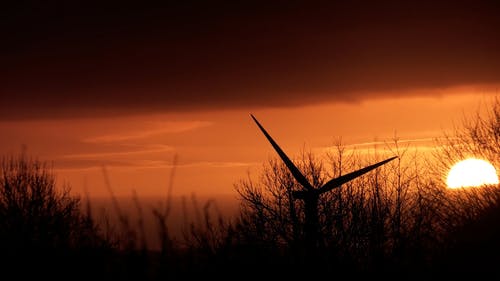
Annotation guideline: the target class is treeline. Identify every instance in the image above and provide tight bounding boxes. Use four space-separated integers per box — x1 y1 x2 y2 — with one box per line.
0 98 498 280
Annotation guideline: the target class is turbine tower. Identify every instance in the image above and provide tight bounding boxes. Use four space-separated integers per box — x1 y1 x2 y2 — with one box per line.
251 114 397 249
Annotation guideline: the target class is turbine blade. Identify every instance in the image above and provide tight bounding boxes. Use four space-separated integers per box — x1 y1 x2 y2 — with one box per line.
251 114 313 191
318 156 398 194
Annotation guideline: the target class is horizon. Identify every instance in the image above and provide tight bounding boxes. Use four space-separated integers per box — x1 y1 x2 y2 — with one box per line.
3 92 498 200
1 2 500 278
1 1 499 201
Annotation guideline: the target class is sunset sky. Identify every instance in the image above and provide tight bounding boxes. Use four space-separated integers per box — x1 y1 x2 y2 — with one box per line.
1 1 498 200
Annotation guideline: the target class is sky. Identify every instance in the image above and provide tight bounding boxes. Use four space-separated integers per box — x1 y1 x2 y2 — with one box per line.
1 1 499 201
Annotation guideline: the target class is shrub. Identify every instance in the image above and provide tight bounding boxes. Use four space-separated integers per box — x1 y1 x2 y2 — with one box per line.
0 154 111 278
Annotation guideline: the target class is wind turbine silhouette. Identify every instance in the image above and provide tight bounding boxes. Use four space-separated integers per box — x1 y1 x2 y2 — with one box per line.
251 114 397 249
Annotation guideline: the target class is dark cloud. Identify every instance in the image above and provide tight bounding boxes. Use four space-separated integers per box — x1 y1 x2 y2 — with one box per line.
1 0 499 119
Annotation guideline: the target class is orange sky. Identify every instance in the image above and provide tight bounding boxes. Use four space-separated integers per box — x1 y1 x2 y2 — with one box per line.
1 1 499 202
1 89 497 199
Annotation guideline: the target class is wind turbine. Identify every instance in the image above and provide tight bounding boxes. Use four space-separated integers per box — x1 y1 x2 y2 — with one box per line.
251 114 397 248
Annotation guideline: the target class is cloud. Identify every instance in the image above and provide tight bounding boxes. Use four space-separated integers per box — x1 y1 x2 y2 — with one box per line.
55 144 175 170
176 161 260 169
54 158 257 171
83 121 212 143
62 144 174 159
338 138 440 149
1 1 499 120
319 137 449 156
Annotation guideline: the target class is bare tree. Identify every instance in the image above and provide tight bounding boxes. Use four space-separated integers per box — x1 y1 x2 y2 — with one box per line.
436 96 499 177
0 153 111 278
432 97 500 275
235 139 446 274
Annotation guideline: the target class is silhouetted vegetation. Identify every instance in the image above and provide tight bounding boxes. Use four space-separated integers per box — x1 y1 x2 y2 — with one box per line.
234 144 440 277
0 154 114 279
433 97 500 278
0 98 498 279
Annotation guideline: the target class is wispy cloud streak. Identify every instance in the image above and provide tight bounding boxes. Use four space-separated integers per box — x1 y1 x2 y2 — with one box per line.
83 121 212 143
62 145 174 159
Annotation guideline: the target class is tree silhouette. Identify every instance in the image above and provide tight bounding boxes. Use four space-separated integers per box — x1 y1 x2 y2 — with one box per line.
250 114 397 251
235 135 450 276
433 97 500 276
0 153 111 278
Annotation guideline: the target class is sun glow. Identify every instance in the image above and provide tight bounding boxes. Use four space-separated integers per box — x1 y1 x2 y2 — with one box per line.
446 158 499 188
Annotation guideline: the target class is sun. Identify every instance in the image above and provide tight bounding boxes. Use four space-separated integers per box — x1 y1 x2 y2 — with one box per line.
446 158 499 188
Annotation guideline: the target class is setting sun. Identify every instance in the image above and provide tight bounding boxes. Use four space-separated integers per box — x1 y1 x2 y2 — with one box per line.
446 158 499 188
1 1 499 278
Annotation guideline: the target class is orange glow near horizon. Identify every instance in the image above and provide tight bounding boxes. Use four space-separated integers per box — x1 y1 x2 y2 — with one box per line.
0 89 497 199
